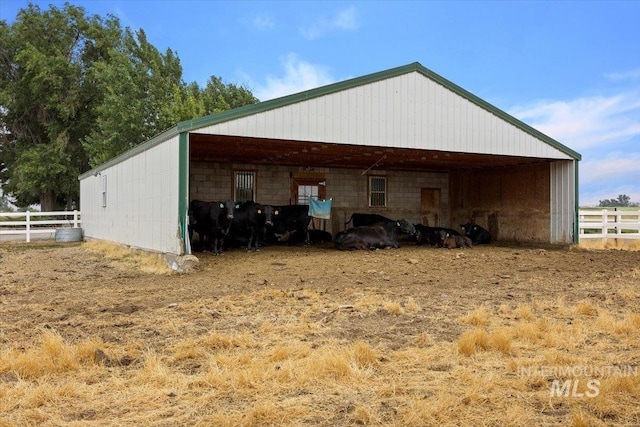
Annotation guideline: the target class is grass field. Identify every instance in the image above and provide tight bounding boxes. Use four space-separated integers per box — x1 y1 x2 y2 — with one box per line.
0 241 639 426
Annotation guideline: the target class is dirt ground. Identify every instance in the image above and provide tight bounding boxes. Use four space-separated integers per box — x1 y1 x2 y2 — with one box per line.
1 241 638 347
0 241 639 426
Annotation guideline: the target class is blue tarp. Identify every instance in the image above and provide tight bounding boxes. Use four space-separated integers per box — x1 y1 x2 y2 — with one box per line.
309 198 332 219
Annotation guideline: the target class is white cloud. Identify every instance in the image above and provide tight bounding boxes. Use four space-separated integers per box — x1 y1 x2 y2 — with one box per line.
333 6 358 30
580 152 640 185
510 90 640 150
253 54 335 101
579 151 640 206
509 79 640 207
605 68 640 82
300 6 359 40
251 14 274 30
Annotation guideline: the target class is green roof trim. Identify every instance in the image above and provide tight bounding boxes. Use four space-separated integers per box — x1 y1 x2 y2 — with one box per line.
176 61 580 161
80 61 580 180
412 63 581 161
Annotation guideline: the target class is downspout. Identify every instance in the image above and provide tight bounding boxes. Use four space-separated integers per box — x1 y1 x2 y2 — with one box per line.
178 132 191 254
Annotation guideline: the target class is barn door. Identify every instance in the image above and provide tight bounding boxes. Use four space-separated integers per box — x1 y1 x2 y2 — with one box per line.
291 173 326 205
292 173 326 229
421 188 442 226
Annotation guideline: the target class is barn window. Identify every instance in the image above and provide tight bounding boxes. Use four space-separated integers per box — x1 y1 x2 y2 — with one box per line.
369 176 387 207
234 170 255 202
297 184 319 205
292 173 326 206
101 175 107 208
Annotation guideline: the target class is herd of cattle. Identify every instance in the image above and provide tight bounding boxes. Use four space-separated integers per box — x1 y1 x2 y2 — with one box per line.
188 199 491 254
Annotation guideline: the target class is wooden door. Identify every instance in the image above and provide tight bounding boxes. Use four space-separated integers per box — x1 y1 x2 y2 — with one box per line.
292 173 327 230
291 175 326 205
421 188 441 226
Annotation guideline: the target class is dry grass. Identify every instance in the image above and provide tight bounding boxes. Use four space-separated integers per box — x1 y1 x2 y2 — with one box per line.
0 243 639 426
461 306 491 326
453 295 640 423
82 240 171 274
578 238 640 251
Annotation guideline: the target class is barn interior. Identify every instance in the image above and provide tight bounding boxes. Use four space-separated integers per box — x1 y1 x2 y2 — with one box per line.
188 133 555 242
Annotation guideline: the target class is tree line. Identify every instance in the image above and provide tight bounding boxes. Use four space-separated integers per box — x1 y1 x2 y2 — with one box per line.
0 3 258 211
598 194 639 208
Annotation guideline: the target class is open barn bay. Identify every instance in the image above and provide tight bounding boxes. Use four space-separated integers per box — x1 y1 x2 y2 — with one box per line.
1 242 639 426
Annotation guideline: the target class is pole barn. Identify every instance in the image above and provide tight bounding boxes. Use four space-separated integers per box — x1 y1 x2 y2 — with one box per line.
79 62 581 255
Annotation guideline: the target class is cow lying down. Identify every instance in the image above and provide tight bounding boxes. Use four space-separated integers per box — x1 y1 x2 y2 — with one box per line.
440 230 473 249
460 221 491 245
334 220 416 250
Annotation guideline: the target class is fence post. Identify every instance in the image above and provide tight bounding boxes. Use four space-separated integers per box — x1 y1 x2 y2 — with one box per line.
73 210 79 228
602 209 607 245
616 210 622 236
26 211 31 243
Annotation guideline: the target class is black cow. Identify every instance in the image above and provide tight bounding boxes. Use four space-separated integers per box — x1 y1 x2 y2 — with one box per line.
188 200 214 250
414 225 461 247
308 229 333 243
188 199 236 254
440 230 473 249
460 222 491 245
345 213 394 228
333 230 369 251
346 213 420 244
268 205 312 244
227 201 274 251
334 220 416 250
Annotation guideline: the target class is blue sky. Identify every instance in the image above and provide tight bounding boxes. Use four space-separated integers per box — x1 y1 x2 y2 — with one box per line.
2 1 639 207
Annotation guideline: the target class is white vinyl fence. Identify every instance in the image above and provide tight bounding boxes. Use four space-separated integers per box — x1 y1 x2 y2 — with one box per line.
579 208 640 240
0 211 81 243
2 209 638 244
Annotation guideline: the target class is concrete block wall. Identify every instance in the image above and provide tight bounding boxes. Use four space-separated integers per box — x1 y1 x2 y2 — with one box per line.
190 161 449 235
190 162 232 201
190 162 292 204
449 162 551 242
328 169 449 232
256 166 291 204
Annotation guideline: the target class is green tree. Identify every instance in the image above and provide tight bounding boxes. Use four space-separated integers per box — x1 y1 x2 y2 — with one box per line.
598 194 639 207
166 82 206 127
0 190 13 212
0 3 121 210
200 76 258 115
83 49 259 167
1 3 260 208
82 28 190 166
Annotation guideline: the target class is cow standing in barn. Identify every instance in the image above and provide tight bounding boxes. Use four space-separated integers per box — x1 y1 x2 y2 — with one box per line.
227 201 274 251
460 221 491 244
188 199 237 254
267 205 312 245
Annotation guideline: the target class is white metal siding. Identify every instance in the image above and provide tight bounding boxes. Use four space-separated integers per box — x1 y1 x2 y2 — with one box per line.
198 72 572 160
550 160 577 243
80 136 182 254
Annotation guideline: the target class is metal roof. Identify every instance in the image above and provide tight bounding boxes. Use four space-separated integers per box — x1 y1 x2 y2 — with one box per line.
80 62 580 180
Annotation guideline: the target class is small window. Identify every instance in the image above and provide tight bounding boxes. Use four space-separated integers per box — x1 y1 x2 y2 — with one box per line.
297 184 319 205
234 171 255 202
369 176 386 207
101 175 107 207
